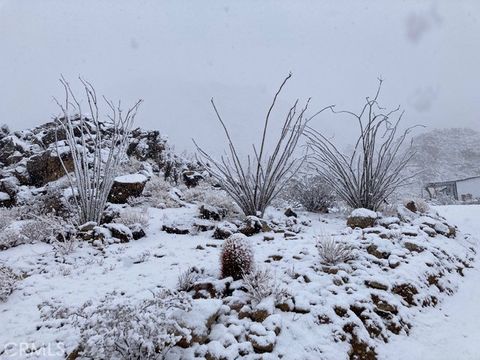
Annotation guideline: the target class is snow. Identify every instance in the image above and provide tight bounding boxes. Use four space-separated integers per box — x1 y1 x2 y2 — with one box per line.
114 173 147 184
0 204 478 359
0 192 11 201
350 208 377 218
378 205 480 360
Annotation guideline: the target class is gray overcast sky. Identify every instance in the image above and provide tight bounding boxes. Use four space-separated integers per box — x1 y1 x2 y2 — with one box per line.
0 0 479 154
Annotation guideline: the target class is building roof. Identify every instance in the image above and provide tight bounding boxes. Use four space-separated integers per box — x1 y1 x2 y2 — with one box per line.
426 175 480 187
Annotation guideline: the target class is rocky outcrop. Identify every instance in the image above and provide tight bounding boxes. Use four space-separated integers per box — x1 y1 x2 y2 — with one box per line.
26 149 74 186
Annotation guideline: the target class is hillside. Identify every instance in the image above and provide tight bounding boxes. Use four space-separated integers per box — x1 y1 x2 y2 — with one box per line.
408 128 480 195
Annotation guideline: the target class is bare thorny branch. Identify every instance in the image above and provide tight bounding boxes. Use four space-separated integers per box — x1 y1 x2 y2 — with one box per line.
305 79 422 211
53 76 143 224
194 74 330 217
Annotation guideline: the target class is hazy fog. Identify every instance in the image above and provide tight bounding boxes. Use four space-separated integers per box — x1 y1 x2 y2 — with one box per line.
0 0 479 154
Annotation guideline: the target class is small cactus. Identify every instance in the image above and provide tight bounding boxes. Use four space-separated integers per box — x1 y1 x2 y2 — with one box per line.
220 234 254 280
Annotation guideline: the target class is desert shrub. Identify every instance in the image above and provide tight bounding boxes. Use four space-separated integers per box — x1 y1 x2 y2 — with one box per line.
0 228 29 250
306 79 418 211
183 183 241 218
195 74 324 217
282 175 335 212
0 264 18 302
18 220 53 243
2 214 78 254
177 266 202 292
242 267 289 304
220 234 254 280
40 289 191 359
114 207 149 228
316 234 354 266
130 175 182 209
378 203 399 217
0 207 18 232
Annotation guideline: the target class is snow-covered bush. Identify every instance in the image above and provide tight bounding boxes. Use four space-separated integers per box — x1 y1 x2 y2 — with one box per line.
0 264 18 302
183 183 241 218
130 175 182 209
316 234 355 266
281 175 334 212
242 267 289 304
177 266 201 292
0 228 28 250
18 220 53 243
40 289 191 359
37 184 73 219
0 207 17 231
220 234 254 280
114 207 149 228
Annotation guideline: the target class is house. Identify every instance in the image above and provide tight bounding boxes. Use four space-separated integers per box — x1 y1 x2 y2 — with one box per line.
425 175 480 201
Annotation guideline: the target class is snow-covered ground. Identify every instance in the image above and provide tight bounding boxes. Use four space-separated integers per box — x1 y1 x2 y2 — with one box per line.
0 203 478 359
379 205 480 360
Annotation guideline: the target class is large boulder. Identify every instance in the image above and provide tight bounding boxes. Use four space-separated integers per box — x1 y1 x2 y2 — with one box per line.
347 208 378 229
0 192 13 207
108 174 148 204
26 149 74 186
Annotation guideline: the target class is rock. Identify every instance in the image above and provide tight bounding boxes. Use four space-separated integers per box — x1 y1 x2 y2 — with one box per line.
421 225 437 237
392 283 418 306
388 256 401 269
103 223 132 242
213 222 238 239
263 233 275 241
284 231 297 239
446 226 456 238
397 205 418 222
199 204 225 221
434 222 449 236
403 241 425 253
182 170 204 188
250 298 274 322
78 221 97 232
284 208 297 218
367 244 390 259
129 223 146 240
174 299 223 347
162 224 190 235
347 208 377 229
108 174 148 204
239 216 263 236
405 200 417 213
263 314 282 335
371 294 398 318
194 219 215 232
364 280 389 291
26 149 74 187
193 281 217 299
247 324 276 353
0 192 13 207
293 295 311 314
0 135 30 165
377 216 400 227
276 297 294 312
